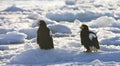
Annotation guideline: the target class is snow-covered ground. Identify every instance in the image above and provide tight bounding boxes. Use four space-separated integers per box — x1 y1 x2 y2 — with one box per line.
0 0 120 66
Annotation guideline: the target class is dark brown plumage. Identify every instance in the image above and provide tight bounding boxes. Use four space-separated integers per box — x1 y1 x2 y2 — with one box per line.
80 24 100 52
37 20 54 50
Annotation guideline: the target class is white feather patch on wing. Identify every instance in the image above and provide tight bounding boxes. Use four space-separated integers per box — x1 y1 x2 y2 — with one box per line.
89 33 96 40
50 30 52 36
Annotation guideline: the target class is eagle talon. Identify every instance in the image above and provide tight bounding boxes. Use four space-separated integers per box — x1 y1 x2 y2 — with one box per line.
84 50 92 53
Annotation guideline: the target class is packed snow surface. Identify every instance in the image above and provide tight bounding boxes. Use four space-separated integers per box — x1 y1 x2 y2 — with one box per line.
0 0 120 66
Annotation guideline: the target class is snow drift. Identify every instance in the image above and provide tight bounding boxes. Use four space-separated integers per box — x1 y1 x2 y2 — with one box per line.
0 32 27 44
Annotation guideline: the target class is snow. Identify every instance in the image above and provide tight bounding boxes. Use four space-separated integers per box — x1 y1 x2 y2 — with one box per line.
6 38 120 65
48 24 72 34
0 31 27 44
97 29 120 45
89 16 117 28
65 0 76 5
0 0 120 66
19 28 37 39
0 27 14 34
46 10 76 22
3 5 25 12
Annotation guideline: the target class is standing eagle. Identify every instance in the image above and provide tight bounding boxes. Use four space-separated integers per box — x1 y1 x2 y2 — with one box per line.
37 20 54 50
80 24 100 52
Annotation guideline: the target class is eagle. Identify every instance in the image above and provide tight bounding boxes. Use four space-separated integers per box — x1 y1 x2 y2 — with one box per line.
80 24 100 52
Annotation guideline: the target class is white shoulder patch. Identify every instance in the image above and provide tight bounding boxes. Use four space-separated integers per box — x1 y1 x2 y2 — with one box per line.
89 33 97 40
50 30 52 36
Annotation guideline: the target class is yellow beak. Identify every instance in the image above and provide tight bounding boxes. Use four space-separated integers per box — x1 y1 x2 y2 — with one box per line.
80 26 84 29
37 22 40 26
